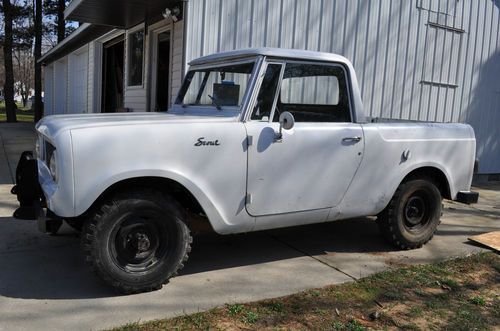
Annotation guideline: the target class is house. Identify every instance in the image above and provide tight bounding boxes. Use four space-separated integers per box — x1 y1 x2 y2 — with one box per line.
39 0 500 176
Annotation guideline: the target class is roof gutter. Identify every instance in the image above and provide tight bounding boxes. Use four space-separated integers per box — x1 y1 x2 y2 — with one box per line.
38 23 112 64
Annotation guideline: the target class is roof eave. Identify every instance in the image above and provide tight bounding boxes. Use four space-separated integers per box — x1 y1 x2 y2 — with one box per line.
39 23 112 64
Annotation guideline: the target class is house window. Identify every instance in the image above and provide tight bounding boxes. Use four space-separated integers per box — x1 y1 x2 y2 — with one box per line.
128 29 144 86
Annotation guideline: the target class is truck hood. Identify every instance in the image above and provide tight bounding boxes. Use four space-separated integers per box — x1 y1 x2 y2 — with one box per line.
36 111 238 140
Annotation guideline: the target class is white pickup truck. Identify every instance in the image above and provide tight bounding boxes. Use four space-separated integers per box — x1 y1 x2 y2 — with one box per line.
12 48 478 293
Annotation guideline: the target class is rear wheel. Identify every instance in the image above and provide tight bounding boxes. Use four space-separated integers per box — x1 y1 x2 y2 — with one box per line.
81 189 192 294
377 179 442 249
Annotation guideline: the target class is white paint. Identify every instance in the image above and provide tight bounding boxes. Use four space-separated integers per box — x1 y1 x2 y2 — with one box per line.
35 49 476 235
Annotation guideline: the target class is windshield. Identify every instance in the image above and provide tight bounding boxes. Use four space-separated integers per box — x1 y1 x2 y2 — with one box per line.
175 62 255 110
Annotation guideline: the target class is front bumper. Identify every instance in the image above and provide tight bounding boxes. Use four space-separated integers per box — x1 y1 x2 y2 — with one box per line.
12 151 60 233
11 151 44 220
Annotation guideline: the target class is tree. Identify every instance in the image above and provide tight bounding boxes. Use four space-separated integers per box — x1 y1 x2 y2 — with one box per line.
1 0 17 122
13 48 34 107
56 0 64 42
33 0 41 121
1 0 73 122
0 49 5 89
43 0 74 45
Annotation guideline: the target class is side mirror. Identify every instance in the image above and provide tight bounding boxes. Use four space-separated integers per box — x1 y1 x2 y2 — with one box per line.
279 111 295 130
275 112 295 142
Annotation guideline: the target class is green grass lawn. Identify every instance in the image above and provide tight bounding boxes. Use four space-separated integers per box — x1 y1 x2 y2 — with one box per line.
0 101 35 122
111 252 500 331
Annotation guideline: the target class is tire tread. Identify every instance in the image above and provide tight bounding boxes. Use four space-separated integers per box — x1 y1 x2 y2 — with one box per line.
377 179 441 250
81 189 192 294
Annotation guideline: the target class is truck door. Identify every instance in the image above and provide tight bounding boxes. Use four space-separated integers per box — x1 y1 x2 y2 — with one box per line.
245 61 364 216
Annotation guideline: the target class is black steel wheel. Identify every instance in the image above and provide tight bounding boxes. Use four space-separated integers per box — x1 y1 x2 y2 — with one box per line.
109 211 171 273
377 179 442 249
81 189 192 294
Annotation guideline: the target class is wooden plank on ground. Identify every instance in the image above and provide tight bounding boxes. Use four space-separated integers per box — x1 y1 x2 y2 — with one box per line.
468 231 500 252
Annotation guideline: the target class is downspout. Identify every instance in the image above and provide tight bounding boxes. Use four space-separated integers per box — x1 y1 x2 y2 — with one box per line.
182 0 189 76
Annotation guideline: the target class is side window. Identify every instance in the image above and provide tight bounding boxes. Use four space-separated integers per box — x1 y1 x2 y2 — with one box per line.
277 63 351 123
251 64 283 120
128 29 144 86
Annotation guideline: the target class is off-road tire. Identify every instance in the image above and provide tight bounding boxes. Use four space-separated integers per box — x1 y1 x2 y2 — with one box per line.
81 189 192 294
377 179 442 250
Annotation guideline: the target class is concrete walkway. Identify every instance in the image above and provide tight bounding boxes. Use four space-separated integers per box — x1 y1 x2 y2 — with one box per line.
0 123 498 330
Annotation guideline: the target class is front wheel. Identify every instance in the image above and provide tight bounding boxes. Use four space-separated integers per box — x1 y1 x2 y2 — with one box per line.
377 179 442 250
81 189 192 294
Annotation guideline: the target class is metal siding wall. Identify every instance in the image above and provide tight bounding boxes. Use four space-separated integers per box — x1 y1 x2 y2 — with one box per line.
186 0 500 173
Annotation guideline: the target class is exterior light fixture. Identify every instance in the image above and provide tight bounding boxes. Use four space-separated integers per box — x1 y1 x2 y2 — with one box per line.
162 6 181 22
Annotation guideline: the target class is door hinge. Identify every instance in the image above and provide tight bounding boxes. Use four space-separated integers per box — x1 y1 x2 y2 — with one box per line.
247 135 253 146
246 193 252 205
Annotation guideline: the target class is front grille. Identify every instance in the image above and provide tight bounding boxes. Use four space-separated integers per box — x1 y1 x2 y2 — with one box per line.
44 141 56 167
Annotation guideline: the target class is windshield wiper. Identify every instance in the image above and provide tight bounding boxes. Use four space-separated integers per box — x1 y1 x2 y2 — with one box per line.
208 95 222 111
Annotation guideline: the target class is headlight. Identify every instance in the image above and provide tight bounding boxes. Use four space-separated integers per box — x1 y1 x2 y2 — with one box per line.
49 150 57 181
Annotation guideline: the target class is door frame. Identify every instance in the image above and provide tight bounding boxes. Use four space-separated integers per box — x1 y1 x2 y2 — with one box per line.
244 58 363 216
148 21 173 111
93 30 125 113
101 35 125 113
244 59 356 124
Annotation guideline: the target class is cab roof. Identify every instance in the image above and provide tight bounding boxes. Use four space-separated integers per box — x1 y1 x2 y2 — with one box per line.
189 48 351 66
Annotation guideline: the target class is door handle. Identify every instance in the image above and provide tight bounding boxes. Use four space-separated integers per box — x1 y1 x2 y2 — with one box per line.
342 136 362 142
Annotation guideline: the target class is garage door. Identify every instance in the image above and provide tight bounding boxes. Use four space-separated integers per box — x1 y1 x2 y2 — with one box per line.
69 48 89 114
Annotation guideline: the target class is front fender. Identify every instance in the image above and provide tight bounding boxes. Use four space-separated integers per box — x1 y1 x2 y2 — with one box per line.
74 169 228 233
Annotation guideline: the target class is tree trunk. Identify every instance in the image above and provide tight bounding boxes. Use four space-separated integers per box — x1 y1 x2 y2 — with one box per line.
57 0 65 42
2 0 17 122
34 0 43 122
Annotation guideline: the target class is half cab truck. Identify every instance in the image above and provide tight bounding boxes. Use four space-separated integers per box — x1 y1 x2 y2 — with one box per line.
12 48 479 293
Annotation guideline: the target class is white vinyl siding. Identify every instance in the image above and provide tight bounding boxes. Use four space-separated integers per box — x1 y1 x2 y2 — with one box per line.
43 65 54 115
53 58 68 114
68 46 89 114
87 42 96 113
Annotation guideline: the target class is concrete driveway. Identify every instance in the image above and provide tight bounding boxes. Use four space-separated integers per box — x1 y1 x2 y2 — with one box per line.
0 123 498 330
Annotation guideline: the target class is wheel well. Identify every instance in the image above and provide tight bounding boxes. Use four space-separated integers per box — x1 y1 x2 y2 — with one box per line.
91 177 206 217
402 167 451 199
